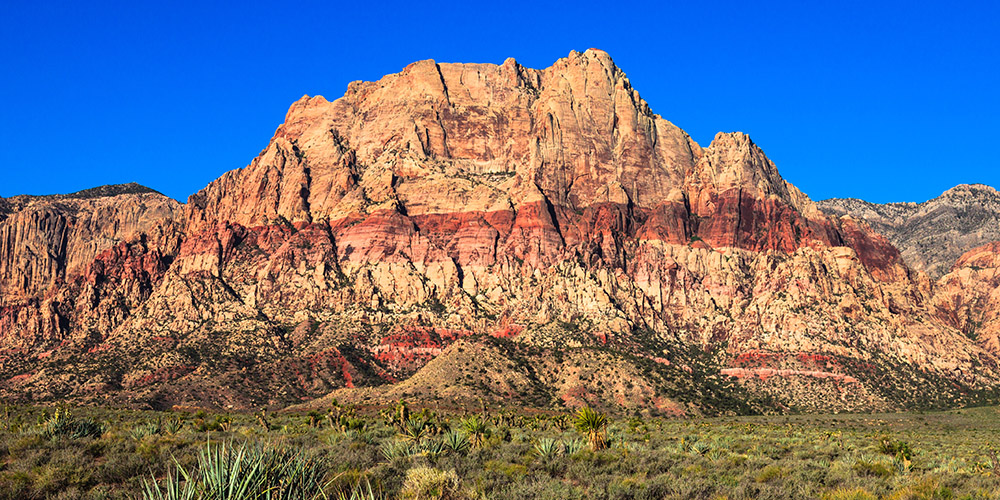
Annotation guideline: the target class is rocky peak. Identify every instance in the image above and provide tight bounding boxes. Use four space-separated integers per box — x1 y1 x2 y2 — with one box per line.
187 49 704 233
939 183 1000 200
691 132 797 203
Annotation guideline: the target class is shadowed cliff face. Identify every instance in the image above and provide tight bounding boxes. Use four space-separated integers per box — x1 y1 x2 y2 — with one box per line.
0 51 997 413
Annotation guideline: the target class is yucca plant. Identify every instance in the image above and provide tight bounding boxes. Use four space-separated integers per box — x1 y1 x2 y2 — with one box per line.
195 440 271 499
561 437 584 456
141 468 197 500
141 439 328 500
335 480 385 500
338 417 366 433
533 438 560 459
573 407 607 451
442 431 470 454
460 415 490 448
399 417 432 444
551 415 570 431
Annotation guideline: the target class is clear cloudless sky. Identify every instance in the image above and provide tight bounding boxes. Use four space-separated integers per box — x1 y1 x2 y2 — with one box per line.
1 0 998 203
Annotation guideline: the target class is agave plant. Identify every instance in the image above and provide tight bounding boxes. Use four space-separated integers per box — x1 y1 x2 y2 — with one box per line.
163 417 183 435
423 439 447 458
380 440 414 461
573 407 607 451
533 438 560 459
442 431 470 454
130 421 162 441
460 415 490 448
38 409 104 440
690 441 711 456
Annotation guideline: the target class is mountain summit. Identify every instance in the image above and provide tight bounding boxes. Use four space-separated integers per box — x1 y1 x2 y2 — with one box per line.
1 51 997 413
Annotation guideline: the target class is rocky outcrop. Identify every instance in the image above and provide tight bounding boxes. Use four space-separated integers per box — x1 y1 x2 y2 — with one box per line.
1 51 998 413
0 186 183 347
818 184 1000 279
933 242 1000 355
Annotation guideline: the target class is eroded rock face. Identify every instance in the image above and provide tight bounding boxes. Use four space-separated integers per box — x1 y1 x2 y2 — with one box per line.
933 242 1000 355
1 51 997 413
0 185 183 348
818 184 1000 279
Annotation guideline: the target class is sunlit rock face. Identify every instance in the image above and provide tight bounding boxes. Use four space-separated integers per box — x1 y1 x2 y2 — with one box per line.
933 242 1000 356
1 51 997 413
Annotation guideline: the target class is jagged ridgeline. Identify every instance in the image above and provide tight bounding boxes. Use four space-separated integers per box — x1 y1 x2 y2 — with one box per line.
1 49 999 413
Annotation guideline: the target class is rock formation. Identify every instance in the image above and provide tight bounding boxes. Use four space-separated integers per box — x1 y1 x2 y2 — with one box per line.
932 242 1000 356
818 184 1000 279
1 50 998 413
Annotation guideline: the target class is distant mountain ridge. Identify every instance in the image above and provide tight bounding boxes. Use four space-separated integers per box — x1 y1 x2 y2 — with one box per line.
817 184 1000 278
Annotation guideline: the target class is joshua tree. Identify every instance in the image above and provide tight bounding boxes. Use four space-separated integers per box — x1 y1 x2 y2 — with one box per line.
573 406 607 451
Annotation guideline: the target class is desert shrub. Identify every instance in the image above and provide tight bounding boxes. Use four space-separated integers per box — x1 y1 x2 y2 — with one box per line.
754 464 784 483
878 438 914 460
400 467 460 500
853 457 895 478
821 487 877 500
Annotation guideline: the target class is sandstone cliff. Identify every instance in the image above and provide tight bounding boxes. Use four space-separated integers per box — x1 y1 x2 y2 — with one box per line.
932 242 1000 356
1 51 997 413
0 184 183 348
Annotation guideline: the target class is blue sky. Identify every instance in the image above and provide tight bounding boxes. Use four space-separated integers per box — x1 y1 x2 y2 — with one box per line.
1 0 997 203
